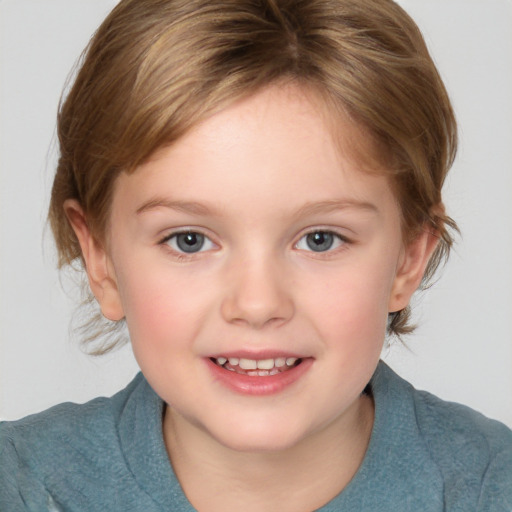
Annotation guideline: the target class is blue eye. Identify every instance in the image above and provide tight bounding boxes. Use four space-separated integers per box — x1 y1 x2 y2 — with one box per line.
296 231 345 252
164 232 214 254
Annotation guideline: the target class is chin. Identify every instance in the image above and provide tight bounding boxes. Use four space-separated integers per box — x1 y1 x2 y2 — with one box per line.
209 418 312 454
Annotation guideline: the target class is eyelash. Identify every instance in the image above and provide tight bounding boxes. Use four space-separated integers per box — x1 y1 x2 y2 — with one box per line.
294 229 350 255
158 228 351 260
158 230 216 260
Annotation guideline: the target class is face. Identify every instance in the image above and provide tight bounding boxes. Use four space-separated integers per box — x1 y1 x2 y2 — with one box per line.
81 85 431 453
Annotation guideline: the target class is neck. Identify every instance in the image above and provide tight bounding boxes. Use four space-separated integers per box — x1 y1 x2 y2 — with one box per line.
163 394 374 512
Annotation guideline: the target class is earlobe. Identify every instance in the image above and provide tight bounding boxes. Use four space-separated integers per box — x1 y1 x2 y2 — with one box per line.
64 200 125 321
388 226 439 313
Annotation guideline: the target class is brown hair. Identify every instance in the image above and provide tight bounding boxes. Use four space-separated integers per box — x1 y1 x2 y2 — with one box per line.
49 0 458 351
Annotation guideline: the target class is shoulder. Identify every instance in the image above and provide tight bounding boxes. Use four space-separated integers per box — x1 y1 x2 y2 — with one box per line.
1 371 145 451
412 386 512 455
413 386 512 509
0 373 149 510
376 362 512 510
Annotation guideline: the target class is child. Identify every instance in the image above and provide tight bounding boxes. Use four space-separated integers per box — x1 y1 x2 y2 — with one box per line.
1 0 511 510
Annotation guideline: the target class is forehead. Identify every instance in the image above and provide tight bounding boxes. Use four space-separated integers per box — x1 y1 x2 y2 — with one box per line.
159 83 385 161
112 84 398 220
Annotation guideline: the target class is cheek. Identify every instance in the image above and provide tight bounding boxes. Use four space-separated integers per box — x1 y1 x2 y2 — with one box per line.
301 261 394 345
114 262 213 357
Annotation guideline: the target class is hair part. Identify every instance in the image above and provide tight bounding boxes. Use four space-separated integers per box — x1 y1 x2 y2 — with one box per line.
49 0 458 352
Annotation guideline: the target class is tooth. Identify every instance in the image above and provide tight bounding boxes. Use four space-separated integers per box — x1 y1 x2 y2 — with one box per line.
247 370 259 376
257 359 274 370
239 358 257 370
217 357 227 365
270 368 279 376
275 357 286 367
228 357 239 366
286 357 297 366
258 370 269 376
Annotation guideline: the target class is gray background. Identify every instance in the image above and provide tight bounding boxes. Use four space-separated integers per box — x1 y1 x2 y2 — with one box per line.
1 0 511 426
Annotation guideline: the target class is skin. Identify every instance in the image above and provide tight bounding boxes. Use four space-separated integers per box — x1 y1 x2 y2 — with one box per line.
66 84 438 511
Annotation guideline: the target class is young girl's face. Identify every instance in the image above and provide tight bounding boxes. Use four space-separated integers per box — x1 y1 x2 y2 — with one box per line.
90 85 431 453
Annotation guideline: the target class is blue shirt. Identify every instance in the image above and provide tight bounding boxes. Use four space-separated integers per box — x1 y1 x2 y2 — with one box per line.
1 362 511 511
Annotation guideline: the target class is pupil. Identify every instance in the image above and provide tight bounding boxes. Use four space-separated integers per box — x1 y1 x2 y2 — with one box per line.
176 232 204 253
306 232 333 252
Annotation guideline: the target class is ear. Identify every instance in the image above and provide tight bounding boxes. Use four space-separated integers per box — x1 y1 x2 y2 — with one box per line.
64 199 124 321
388 226 439 313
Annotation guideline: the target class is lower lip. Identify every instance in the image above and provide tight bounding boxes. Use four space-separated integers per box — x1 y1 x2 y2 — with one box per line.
205 358 313 396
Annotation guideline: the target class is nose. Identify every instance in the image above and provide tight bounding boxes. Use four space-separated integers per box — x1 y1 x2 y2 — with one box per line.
220 255 294 329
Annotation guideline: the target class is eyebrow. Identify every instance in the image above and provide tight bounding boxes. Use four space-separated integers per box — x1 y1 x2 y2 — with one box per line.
294 199 379 218
136 197 379 217
136 199 214 216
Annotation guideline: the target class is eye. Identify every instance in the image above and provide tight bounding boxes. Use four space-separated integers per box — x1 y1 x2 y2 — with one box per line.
295 230 346 253
163 231 215 254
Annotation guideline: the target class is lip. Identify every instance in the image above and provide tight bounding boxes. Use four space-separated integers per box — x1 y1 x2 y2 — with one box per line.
209 350 305 360
205 356 313 396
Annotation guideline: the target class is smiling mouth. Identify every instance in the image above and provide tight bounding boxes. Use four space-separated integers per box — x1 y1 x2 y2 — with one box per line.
210 356 302 377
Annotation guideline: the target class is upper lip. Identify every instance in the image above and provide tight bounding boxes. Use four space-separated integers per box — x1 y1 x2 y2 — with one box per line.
208 350 308 360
